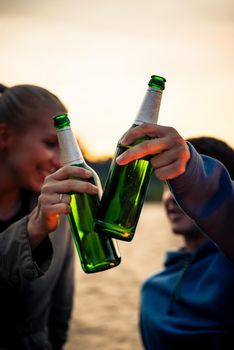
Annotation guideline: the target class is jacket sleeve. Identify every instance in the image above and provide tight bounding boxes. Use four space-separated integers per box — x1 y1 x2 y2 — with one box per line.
169 142 234 261
48 224 75 350
0 216 53 289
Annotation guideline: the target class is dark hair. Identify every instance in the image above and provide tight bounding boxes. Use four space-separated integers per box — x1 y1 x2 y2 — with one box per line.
187 136 234 179
0 83 67 130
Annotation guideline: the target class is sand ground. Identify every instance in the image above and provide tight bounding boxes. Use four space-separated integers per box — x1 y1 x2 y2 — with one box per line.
64 203 182 350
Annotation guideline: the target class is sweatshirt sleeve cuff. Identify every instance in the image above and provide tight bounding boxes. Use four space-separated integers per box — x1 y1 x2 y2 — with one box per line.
168 142 204 193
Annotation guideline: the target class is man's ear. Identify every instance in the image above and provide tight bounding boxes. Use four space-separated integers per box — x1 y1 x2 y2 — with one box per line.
0 123 13 150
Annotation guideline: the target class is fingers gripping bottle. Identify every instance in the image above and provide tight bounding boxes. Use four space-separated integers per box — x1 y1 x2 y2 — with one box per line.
53 114 121 273
95 75 166 241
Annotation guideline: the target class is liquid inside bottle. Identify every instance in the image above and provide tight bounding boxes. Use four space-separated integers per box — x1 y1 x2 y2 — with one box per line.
68 178 121 272
95 144 153 241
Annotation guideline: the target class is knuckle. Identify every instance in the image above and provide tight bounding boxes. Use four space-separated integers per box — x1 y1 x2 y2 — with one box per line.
41 183 51 194
38 193 49 204
171 132 181 145
143 141 153 154
44 174 51 182
165 126 176 135
85 182 95 192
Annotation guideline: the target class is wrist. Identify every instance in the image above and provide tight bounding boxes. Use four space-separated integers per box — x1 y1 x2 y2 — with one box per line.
27 208 49 250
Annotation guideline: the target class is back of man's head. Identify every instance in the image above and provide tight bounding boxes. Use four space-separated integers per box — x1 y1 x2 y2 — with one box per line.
187 137 234 180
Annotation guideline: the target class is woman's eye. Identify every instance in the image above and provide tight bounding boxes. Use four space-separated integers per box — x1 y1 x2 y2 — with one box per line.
44 140 57 148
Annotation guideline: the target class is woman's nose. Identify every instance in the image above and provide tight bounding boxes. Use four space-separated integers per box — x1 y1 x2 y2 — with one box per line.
51 149 62 169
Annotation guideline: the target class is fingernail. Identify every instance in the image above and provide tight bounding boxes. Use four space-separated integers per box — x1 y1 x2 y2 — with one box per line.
84 170 92 177
116 156 123 165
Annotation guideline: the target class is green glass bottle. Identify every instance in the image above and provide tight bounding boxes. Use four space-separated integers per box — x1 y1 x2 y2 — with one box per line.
95 75 166 241
53 113 121 273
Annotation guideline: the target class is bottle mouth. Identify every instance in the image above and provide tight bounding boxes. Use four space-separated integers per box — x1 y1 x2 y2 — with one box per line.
148 75 166 90
53 113 70 128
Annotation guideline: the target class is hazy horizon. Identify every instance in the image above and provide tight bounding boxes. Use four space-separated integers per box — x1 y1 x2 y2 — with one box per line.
1 0 234 160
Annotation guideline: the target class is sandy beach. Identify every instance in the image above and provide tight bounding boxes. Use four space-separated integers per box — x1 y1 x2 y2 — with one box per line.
65 203 182 350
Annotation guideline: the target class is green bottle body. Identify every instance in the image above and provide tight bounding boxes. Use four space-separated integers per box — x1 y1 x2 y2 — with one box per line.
95 75 166 241
95 137 152 241
53 114 121 273
68 164 121 273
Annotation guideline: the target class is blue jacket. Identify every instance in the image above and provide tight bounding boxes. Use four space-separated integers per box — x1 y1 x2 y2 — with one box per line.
140 241 234 350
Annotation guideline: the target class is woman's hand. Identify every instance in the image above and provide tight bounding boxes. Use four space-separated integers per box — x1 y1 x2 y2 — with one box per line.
116 123 190 180
27 165 98 249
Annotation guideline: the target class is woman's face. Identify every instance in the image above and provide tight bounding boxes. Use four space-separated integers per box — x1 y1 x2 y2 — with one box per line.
6 116 61 193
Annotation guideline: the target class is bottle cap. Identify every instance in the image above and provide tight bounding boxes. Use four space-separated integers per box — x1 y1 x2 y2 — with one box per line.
53 113 70 128
148 75 166 90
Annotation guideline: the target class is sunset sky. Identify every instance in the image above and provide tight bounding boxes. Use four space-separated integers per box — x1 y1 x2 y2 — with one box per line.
1 0 234 159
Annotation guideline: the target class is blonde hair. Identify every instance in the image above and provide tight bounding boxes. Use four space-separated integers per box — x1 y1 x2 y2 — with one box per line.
0 83 67 130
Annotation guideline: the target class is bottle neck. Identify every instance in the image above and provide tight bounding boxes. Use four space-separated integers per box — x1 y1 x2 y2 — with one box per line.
134 87 163 125
56 126 84 165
